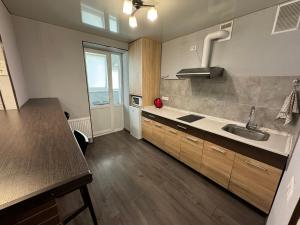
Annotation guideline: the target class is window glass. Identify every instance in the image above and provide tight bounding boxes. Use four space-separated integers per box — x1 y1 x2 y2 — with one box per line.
85 52 109 106
111 54 122 105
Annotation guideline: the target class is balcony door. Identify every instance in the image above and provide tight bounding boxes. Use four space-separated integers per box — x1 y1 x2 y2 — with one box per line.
84 48 123 137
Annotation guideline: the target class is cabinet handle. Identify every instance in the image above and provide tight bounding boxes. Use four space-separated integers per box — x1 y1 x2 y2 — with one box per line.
177 125 187 130
246 161 267 172
154 124 162 128
186 136 198 143
210 146 226 154
168 129 177 134
149 114 155 118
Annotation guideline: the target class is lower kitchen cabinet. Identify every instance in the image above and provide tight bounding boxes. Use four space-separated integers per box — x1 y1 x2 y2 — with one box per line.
142 117 153 142
229 153 282 213
180 134 203 172
141 116 283 213
164 127 181 158
200 141 235 188
151 121 165 149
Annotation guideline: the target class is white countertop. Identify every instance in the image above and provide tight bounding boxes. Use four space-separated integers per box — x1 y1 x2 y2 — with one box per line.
142 106 293 156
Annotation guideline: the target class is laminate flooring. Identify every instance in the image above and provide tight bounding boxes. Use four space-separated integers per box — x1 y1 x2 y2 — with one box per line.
58 130 266 225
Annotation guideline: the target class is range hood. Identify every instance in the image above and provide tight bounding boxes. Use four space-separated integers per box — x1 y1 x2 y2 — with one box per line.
176 30 229 79
176 67 224 79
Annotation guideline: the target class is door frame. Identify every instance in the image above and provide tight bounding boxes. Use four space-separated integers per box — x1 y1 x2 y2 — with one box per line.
83 47 124 137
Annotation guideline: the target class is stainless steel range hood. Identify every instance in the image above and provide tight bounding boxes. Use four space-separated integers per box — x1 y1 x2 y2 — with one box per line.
176 30 229 79
176 67 224 79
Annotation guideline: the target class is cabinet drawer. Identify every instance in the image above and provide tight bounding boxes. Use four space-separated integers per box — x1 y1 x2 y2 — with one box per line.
180 134 203 172
142 117 153 141
200 141 235 188
151 121 165 149
164 127 181 158
229 154 282 213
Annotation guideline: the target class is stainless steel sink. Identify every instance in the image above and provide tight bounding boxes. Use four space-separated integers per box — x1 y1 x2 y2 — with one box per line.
222 124 270 141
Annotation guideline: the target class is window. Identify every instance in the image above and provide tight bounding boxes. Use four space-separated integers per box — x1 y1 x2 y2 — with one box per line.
109 15 119 33
85 52 109 106
111 54 122 105
81 4 105 29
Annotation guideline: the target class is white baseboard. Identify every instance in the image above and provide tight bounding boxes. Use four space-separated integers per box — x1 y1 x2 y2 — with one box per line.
93 127 124 138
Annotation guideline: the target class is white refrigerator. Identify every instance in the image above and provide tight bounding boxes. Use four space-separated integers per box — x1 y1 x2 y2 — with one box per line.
129 105 142 139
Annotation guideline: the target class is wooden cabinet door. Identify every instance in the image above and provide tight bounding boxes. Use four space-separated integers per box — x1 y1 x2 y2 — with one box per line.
229 154 282 213
180 134 204 172
142 117 153 142
129 40 142 96
200 141 235 188
141 38 161 106
151 121 165 149
164 127 181 158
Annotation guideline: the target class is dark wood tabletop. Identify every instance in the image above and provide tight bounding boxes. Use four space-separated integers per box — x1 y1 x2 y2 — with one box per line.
0 98 91 211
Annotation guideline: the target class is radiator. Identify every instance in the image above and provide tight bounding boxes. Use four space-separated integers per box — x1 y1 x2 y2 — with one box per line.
68 117 93 139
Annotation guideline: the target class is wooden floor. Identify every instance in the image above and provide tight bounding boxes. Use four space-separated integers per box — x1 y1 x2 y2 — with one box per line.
58 130 266 225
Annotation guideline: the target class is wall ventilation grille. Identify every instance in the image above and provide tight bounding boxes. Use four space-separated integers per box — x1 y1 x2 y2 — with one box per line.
272 0 300 34
218 20 233 42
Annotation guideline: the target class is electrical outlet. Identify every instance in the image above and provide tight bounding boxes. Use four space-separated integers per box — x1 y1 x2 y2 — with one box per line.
287 176 295 202
162 96 169 101
190 45 197 51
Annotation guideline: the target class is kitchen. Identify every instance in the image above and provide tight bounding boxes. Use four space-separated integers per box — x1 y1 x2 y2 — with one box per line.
0 0 300 225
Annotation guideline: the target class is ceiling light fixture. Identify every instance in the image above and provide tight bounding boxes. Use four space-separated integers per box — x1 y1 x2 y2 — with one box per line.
123 0 133 15
129 15 138 28
123 0 158 28
147 7 157 21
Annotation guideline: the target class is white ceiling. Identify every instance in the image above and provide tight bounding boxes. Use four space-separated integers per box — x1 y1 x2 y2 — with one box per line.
2 0 287 42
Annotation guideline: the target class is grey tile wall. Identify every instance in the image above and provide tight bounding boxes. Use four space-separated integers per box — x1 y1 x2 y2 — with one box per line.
160 73 300 134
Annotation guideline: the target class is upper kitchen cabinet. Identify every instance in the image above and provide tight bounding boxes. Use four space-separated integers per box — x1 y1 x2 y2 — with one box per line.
129 38 161 106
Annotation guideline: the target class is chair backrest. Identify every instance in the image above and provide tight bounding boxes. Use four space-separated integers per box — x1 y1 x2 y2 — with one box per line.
74 130 89 155
64 111 70 120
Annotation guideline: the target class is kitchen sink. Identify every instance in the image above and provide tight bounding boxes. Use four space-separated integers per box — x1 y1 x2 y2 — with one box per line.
222 124 270 141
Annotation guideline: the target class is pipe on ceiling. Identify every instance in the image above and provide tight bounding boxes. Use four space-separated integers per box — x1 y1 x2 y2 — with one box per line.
201 30 229 68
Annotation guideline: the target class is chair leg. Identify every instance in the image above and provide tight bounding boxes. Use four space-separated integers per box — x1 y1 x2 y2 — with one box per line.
80 185 98 225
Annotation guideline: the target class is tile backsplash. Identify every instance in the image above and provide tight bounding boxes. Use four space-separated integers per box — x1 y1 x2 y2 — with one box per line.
160 74 300 134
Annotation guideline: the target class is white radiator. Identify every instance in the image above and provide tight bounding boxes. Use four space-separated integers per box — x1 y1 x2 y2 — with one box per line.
68 117 93 140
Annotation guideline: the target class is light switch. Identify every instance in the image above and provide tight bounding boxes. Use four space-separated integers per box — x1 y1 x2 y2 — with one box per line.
162 96 169 101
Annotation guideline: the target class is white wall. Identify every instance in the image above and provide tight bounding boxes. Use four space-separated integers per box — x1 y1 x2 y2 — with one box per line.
161 6 300 79
0 1 28 107
13 16 128 118
267 138 300 225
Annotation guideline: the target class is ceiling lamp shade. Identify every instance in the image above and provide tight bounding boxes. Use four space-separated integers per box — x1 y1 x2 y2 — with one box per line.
147 7 158 21
123 0 158 28
123 0 133 15
129 15 137 28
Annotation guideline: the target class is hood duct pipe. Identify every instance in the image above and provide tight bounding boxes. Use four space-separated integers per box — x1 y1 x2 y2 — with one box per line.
176 30 229 79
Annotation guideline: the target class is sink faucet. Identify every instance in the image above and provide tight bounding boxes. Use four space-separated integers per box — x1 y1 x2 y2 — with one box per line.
246 106 257 130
